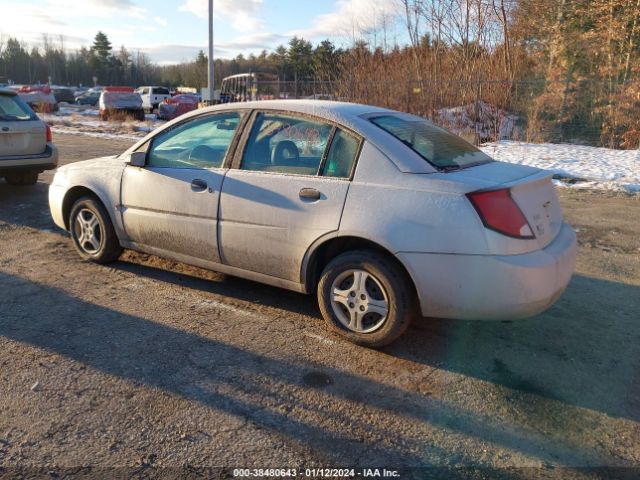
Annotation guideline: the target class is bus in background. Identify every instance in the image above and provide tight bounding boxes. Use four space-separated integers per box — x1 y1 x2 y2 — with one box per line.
218 73 279 104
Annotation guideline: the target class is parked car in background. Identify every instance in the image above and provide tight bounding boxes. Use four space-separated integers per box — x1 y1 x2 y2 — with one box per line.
52 87 76 104
76 91 100 106
48 100 576 347
17 85 58 112
136 86 171 113
99 87 144 121
73 87 89 97
157 94 199 120
0 88 58 185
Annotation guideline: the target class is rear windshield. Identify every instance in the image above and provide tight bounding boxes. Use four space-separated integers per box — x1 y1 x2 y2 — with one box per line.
370 114 492 170
0 94 37 121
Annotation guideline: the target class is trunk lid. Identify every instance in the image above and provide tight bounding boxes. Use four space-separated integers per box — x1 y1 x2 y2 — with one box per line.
450 161 563 249
509 172 563 249
0 119 47 157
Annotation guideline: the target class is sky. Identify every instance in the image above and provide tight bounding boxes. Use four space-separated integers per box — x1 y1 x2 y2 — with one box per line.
0 0 404 64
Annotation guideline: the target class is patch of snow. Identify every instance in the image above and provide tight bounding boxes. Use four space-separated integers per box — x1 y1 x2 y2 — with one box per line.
51 127 142 141
437 101 519 141
481 141 640 193
42 107 164 142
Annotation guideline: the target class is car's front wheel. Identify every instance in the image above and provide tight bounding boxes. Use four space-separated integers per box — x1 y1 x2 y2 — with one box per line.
317 251 416 348
4 171 39 186
69 197 122 264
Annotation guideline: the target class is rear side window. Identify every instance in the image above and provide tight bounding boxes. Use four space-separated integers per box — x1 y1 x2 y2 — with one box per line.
241 112 333 175
154 88 170 95
322 130 360 178
0 95 37 121
370 114 492 170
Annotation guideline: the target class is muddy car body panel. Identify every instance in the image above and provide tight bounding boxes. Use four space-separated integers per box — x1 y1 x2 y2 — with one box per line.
49 100 577 340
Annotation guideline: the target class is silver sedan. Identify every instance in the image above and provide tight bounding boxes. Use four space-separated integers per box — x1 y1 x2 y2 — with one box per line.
49 101 576 347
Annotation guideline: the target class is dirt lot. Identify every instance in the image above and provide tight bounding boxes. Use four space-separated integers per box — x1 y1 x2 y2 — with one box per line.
0 134 639 478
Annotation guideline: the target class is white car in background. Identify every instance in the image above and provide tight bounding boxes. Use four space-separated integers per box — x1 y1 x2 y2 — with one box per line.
136 86 171 113
48 101 576 347
0 88 58 185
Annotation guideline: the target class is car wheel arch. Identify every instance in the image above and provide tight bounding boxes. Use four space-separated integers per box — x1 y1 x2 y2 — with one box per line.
302 234 419 299
62 186 116 232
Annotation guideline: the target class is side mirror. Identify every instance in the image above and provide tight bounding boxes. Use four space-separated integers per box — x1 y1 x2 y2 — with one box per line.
127 151 147 167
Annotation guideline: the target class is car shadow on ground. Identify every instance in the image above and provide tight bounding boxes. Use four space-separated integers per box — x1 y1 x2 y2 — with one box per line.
384 274 640 424
0 181 57 232
0 271 621 469
117 250 640 425
2 182 639 428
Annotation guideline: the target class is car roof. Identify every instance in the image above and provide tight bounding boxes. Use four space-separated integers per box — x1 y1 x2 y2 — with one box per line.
200 99 393 121
0 88 17 96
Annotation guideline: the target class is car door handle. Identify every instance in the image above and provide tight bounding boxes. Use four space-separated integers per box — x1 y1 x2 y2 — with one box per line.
299 188 321 200
191 179 208 192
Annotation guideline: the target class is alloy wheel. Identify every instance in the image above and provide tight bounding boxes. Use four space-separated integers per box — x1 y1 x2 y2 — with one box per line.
74 208 102 254
330 269 389 333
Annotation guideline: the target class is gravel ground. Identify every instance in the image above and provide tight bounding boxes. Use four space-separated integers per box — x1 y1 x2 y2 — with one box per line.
0 135 639 479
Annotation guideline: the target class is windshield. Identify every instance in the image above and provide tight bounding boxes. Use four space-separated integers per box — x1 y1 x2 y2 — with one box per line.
370 114 492 170
0 94 37 121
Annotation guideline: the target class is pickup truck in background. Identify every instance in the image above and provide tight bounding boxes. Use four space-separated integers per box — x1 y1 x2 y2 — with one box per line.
136 86 171 113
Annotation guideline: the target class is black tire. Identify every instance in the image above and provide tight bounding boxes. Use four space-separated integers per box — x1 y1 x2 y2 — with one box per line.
5 171 38 186
69 196 122 264
317 250 416 348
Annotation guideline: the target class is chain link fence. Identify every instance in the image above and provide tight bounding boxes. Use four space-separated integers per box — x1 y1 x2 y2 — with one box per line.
223 78 639 149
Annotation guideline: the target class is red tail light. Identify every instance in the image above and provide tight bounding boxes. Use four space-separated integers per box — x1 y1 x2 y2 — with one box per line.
467 188 534 239
45 124 53 142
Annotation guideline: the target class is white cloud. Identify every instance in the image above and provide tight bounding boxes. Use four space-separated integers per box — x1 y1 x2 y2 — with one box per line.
154 17 168 27
142 32 287 64
0 0 149 51
178 0 264 33
232 11 264 32
46 0 147 19
289 0 401 42
179 0 262 18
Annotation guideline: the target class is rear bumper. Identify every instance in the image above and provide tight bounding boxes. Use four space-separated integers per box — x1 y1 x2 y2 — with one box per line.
398 223 577 320
0 144 58 172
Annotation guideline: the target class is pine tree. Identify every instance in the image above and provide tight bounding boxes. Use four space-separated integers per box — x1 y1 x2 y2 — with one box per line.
92 32 112 62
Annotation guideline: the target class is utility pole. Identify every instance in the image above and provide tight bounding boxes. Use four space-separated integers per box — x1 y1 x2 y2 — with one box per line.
207 0 215 104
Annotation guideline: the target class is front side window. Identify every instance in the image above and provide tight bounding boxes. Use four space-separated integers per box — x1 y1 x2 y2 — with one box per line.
147 112 242 169
370 114 493 170
241 112 333 175
0 95 37 121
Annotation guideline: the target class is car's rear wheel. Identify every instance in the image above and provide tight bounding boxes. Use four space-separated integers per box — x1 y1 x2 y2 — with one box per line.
4 171 39 186
69 197 122 264
317 251 416 347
